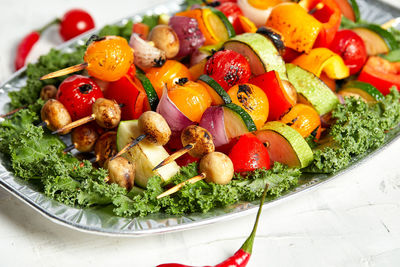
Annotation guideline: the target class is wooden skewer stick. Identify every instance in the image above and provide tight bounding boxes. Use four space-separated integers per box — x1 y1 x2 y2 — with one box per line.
110 134 146 161
152 143 194 171
52 114 95 134
157 173 206 199
0 106 27 118
308 2 324 15
40 62 88 80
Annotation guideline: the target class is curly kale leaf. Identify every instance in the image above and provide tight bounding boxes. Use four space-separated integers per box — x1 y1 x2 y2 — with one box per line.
306 89 400 173
99 20 134 40
113 163 301 217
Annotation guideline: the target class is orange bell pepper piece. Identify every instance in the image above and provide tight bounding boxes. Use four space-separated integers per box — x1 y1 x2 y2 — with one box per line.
299 0 341 47
176 8 229 45
291 47 350 79
266 3 323 53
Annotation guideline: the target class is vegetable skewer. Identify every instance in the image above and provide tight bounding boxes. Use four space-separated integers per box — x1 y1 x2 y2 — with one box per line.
153 125 214 171
40 35 134 82
111 111 171 160
52 98 121 134
157 151 234 199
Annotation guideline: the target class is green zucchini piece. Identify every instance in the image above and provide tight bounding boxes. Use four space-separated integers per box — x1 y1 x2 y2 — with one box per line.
352 24 399 55
210 8 236 39
224 33 287 80
135 69 159 111
339 80 384 103
199 74 232 104
286 63 339 115
224 103 257 132
256 121 314 168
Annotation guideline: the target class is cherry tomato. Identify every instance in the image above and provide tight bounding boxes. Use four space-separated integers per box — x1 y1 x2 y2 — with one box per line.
84 36 134 82
59 9 95 41
168 81 212 122
216 2 244 34
205 50 251 91
145 60 192 98
329 29 367 75
57 75 103 121
228 133 270 173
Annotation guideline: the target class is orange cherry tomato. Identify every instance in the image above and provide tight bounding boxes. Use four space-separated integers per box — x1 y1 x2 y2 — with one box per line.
168 81 212 122
227 83 269 129
145 60 192 98
280 104 321 140
84 36 134 82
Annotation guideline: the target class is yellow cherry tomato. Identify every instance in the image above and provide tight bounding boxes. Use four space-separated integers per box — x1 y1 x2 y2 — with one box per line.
227 83 269 129
84 36 134 82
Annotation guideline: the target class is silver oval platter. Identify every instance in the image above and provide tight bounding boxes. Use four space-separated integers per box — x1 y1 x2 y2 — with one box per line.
0 0 399 236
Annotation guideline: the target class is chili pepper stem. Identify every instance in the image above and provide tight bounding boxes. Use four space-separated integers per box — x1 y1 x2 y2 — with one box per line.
241 183 269 254
36 18 61 35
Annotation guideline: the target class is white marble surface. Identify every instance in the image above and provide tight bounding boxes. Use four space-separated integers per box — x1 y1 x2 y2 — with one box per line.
1 1 400 266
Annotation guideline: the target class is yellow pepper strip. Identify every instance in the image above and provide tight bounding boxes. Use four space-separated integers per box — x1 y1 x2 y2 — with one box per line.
248 0 283 9
238 15 257 33
266 3 322 53
291 48 350 79
176 9 228 45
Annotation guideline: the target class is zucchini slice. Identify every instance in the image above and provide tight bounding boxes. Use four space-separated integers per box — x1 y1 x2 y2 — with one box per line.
210 8 236 39
339 80 384 103
222 103 257 139
198 74 232 105
352 24 399 55
136 69 159 111
224 33 287 80
256 121 314 168
286 63 339 116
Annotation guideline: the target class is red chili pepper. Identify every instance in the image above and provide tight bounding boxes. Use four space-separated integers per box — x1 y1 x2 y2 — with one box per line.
157 183 269 267
14 19 59 70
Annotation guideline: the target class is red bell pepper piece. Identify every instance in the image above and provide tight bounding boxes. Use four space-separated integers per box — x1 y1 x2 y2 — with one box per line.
104 75 140 120
132 22 150 40
249 71 294 121
228 133 270 173
216 2 244 34
301 0 341 47
358 57 400 95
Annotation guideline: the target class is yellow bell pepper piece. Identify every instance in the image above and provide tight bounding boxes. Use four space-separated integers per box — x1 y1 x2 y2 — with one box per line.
248 0 283 9
238 15 257 33
266 3 322 53
291 48 350 79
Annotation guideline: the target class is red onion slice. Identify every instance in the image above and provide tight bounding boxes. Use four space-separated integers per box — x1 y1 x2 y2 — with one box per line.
199 106 229 147
156 87 194 133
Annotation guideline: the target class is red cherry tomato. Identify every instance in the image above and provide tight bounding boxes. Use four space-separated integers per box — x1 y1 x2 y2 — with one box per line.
59 9 95 41
57 75 103 121
228 133 270 173
205 50 251 91
216 2 244 34
329 29 367 75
